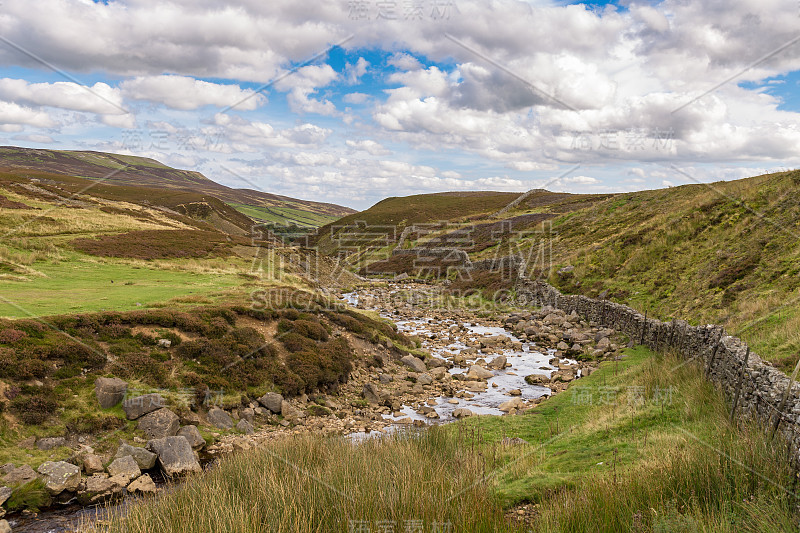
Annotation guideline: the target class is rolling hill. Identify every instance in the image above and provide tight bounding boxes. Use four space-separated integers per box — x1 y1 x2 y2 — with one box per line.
307 171 800 370
0 147 355 228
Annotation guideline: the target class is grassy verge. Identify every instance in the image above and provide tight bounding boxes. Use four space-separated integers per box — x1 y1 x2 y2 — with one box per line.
84 346 800 532
89 430 523 533
459 346 800 531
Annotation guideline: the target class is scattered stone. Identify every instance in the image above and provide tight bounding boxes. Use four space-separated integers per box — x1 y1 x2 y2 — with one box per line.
127 474 157 495
487 356 507 370
239 408 255 423
498 398 525 413
81 454 104 475
78 474 124 505
0 486 11 507
257 392 284 414
362 383 382 404
17 436 35 449
123 393 165 420
138 408 180 439
525 374 550 385
107 456 140 485
114 444 157 470
466 365 493 380
37 461 81 495
206 408 234 430
236 419 254 435
36 437 66 451
94 377 127 408
146 436 202 477
281 401 304 420
176 425 206 449
400 355 426 373
2 465 37 486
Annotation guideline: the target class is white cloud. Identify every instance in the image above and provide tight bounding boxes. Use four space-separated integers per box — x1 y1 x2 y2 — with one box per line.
0 101 56 128
345 57 369 84
346 139 390 155
121 75 265 110
0 78 125 115
12 133 55 144
387 52 422 71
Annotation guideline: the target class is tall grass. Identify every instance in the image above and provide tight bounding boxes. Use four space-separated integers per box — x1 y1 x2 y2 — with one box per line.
89 429 523 533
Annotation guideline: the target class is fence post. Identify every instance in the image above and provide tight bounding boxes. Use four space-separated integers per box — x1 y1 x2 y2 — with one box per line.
729 347 751 424
771 356 800 438
640 310 648 346
704 339 722 379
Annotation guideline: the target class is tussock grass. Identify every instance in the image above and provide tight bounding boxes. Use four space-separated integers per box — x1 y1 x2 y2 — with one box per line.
88 430 523 533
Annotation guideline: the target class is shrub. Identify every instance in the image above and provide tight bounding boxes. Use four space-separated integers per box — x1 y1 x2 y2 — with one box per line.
0 328 27 344
280 332 317 353
11 392 58 424
286 337 352 393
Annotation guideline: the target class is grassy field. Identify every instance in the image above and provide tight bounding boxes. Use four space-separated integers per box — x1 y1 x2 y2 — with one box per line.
87 346 799 533
0 258 244 317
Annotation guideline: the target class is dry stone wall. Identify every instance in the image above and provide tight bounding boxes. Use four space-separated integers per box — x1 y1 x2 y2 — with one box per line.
515 278 800 467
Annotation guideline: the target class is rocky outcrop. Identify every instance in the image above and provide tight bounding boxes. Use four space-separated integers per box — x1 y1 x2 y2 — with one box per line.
37 461 81 495
94 377 127 408
138 408 180 439
400 355 426 373
207 408 234 430
258 392 284 414
146 436 201 477
123 393 165 420
114 443 157 470
177 425 206 449
107 456 140 484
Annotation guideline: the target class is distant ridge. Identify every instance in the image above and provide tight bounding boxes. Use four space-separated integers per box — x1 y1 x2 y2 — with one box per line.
0 146 355 228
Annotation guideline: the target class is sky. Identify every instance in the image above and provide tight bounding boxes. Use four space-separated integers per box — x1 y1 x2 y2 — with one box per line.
0 0 799 210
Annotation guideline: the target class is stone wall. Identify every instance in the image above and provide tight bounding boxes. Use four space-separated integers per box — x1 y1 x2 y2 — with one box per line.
515 278 800 467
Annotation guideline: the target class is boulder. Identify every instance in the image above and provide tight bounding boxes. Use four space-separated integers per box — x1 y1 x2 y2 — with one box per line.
114 444 157 470
463 381 488 392
0 486 10 507
362 383 382 404
0 520 10 533
498 398 525 413
157 338 172 348
239 408 255 423
596 337 611 351
452 408 473 418
206 408 234 430
2 465 37 486
36 437 66 451
81 453 104 475
425 357 448 369
138 408 180 439
94 377 127 408
37 461 81 495
509 389 522 396
123 393 165 420
466 365 493 381
400 355 426 373
525 374 550 385
280 401 304 419
146 436 202 477
257 392 284 414
236 419 254 435
77 474 124 505
417 373 433 386
430 367 447 380
487 356 507 370
107 456 140 484
127 474 157 495
176 425 206 449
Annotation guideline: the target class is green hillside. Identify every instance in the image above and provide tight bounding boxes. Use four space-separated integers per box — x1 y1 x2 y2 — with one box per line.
0 146 354 229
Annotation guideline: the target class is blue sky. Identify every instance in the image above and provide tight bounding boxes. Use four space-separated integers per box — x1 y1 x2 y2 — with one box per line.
0 0 798 209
